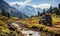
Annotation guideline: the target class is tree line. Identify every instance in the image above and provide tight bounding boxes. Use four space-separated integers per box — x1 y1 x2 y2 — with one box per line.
38 3 60 16
1 8 10 18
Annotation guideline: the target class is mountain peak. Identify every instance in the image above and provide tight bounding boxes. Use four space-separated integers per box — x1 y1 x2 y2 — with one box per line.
13 4 20 6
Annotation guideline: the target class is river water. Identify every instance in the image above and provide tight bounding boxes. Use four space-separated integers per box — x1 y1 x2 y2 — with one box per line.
11 22 40 36
21 30 40 36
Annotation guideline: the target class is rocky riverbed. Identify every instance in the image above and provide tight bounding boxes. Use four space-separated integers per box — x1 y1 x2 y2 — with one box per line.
10 22 55 36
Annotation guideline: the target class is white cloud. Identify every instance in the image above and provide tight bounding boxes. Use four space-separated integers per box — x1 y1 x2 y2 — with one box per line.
9 0 31 6
31 3 51 8
9 2 23 6
39 3 51 8
9 0 51 9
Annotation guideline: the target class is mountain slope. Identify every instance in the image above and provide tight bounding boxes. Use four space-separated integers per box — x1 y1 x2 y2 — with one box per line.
12 4 41 16
0 0 28 18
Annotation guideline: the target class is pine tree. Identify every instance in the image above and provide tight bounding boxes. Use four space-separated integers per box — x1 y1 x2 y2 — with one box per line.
52 7 60 15
49 6 52 14
43 9 45 15
52 7 57 14
38 11 40 16
40 13 43 16
56 9 60 15
2 8 6 16
59 3 60 9
7 12 10 18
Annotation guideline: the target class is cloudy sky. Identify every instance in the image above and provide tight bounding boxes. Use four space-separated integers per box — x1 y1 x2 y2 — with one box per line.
4 0 60 9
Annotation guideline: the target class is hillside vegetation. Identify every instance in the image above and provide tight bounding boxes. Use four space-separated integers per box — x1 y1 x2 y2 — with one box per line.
0 16 25 36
